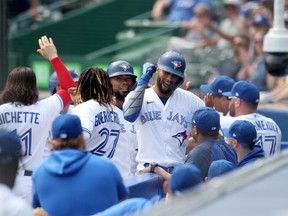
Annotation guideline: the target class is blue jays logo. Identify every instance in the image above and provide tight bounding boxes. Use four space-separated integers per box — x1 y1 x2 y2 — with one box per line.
171 61 182 69
119 63 130 71
172 130 187 147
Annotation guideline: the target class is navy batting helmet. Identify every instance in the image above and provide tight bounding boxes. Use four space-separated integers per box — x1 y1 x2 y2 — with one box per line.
48 69 79 95
157 51 186 79
107 60 137 83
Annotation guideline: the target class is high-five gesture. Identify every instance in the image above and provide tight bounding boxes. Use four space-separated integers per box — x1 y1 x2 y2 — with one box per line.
37 36 58 61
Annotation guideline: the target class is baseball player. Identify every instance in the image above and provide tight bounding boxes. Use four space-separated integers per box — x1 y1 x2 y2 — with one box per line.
0 35 76 204
71 67 121 159
223 81 282 157
123 51 204 172
106 60 138 179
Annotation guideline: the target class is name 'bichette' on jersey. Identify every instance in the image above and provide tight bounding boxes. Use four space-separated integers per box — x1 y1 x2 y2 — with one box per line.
236 113 282 157
0 97 64 171
124 87 204 167
72 100 121 158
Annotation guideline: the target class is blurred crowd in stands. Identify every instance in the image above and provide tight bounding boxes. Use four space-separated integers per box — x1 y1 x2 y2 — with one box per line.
152 0 288 103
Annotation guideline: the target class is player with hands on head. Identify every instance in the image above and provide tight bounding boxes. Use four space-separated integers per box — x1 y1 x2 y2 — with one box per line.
123 51 204 173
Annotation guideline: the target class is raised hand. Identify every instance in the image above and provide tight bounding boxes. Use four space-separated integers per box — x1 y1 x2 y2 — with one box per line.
142 62 157 77
37 35 58 61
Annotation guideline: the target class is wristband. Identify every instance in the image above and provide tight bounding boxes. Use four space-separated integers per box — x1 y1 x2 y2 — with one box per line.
150 162 159 173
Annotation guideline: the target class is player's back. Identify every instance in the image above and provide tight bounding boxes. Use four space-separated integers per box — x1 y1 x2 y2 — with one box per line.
0 95 63 170
72 99 121 159
236 113 282 157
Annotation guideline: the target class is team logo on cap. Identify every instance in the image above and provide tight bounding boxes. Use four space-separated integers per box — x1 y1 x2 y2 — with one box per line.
171 61 182 69
172 130 187 147
119 63 130 71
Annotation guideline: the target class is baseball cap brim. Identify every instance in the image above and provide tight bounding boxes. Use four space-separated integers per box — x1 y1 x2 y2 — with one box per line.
185 114 194 124
200 84 213 94
109 72 137 78
221 128 230 137
222 91 233 97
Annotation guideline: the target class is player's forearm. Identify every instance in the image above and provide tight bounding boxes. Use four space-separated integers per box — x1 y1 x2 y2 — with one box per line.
123 63 156 122
50 57 76 90
123 84 146 122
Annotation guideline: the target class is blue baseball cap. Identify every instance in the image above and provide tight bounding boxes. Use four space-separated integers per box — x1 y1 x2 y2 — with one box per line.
185 107 220 131
52 114 83 140
0 130 22 155
200 76 235 96
208 159 236 180
252 14 270 26
169 164 202 194
222 81 259 103
227 120 257 147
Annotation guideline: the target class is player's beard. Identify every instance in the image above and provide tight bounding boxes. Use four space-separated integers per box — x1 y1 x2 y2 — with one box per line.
156 76 175 95
114 90 128 102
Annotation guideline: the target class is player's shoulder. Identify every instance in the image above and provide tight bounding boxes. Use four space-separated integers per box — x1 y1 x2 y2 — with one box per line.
174 88 203 101
73 100 100 111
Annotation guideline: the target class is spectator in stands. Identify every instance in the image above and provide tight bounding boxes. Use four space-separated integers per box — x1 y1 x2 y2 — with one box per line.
216 0 246 50
206 159 236 181
247 31 277 91
222 81 282 157
268 77 288 103
167 4 218 51
184 106 237 179
32 114 128 215
106 60 138 179
218 34 252 81
7 0 39 20
0 130 32 215
151 0 214 23
97 164 203 216
225 120 265 167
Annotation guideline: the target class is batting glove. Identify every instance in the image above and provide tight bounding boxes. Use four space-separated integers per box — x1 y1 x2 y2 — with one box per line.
142 62 157 77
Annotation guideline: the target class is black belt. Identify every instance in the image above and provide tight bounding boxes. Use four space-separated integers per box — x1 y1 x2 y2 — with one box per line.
24 170 33 176
144 163 174 173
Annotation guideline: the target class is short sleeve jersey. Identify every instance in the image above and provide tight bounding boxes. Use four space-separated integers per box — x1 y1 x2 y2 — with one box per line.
125 87 204 167
0 95 63 170
72 100 121 158
236 113 282 157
